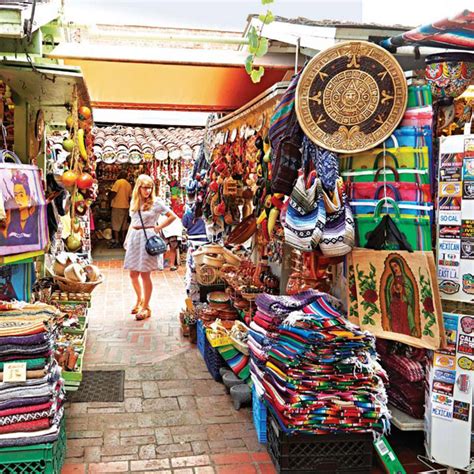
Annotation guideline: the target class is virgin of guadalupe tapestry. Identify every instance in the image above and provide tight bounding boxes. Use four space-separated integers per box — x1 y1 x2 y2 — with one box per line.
350 248 445 350
0 163 48 256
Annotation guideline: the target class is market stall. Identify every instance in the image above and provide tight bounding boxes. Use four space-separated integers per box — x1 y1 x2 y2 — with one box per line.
0 60 102 471
179 18 474 471
89 125 203 250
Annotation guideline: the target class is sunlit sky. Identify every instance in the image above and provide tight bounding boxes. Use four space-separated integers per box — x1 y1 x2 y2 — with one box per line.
63 0 471 31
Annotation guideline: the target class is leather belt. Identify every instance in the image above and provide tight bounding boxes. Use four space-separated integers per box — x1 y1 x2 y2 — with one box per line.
132 226 155 230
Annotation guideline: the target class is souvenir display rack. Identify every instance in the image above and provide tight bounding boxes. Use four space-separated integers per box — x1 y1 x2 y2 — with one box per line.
180 36 474 473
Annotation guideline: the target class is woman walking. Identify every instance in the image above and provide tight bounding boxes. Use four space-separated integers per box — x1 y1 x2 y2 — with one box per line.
124 175 177 320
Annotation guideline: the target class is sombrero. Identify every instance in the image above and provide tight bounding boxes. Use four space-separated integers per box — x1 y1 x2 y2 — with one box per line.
296 40 407 154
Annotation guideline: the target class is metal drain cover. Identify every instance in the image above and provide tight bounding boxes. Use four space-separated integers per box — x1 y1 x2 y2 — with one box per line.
67 370 125 403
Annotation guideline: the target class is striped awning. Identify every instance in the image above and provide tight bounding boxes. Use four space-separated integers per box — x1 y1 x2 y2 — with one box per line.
92 125 204 163
381 10 474 50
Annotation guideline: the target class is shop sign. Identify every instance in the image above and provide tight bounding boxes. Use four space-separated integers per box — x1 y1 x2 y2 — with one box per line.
439 211 462 225
440 182 462 198
3 362 26 382
457 334 474 355
453 400 470 422
433 369 456 384
438 265 460 281
434 353 456 370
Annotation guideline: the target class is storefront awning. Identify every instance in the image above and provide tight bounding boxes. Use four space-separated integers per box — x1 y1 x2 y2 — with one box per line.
381 10 474 50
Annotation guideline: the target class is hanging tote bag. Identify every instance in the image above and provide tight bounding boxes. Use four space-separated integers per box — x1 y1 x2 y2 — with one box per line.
284 174 326 251
355 197 432 251
0 150 48 256
340 147 430 172
319 179 355 257
351 248 445 350
350 184 434 222
342 165 430 184
345 166 431 202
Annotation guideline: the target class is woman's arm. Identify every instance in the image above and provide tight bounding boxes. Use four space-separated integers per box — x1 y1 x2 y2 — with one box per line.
154 210 177 234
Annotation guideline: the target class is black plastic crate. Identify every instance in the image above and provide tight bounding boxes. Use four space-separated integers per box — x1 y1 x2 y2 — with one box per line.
199 284 226 303
203 338 227 382
267 410 373 474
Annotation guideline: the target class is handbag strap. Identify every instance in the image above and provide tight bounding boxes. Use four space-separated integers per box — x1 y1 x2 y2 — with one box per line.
374 166 399 182
0 149 22 164
137 208 149 240
374 183 401 201
373 150 399 170
374 197 402 219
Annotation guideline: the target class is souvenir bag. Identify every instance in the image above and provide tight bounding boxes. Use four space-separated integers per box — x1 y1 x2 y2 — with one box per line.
340 147 429 172
342 165 430 184
355 197 431 250
269 72 304 195
0 150 48 256
384 126 433 158
345 167 431 202
137 209 167 256
319 178 355 257
350 184 434 223
284 174 326 251
350 248 445 350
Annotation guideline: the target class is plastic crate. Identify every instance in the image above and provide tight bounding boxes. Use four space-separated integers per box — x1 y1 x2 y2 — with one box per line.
203 337 227 382
252 386 267 444
266 411 373 474
197 320 206 357
0 420 66 474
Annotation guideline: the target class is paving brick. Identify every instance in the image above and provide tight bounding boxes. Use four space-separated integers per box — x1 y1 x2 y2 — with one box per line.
121 435 156 446
104 430 121 448
121 428 156 438
126 397 144 413
177 396 197 409
68 438 103 448
257 463 277 474
125 389 143 398
84 446 102 463
65 446 85 459
142 381 160 398
142 397 179 412
62 464 86 474
251 453 272 463
139 444 158 459
211 453 253 465
191 441 210 455
194 467 216 474
101 445 139 457
155 442 192 456
129 459 171 471
160 387 195 397
88 461 129 473
154 427 174 445
170 455 211 468
216 466 257 474
173 469 194 474
68 431 103 439
101 454 139 462
172 431 208 443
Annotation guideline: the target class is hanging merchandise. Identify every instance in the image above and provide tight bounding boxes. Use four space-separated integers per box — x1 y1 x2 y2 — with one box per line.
354 197 432 250
295 40 407 154
349 248 444 350
437 132 474 301
0 151 48 256
0 263 34 302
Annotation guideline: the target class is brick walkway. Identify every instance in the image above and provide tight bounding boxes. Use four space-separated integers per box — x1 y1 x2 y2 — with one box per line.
62 260 273 473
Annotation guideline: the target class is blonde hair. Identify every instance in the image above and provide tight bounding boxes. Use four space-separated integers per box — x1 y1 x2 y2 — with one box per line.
130 174 156 212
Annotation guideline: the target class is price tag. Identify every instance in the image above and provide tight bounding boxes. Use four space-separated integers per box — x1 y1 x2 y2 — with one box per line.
3 363 27 383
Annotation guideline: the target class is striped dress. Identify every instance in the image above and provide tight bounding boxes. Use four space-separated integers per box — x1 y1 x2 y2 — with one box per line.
123 199 171 272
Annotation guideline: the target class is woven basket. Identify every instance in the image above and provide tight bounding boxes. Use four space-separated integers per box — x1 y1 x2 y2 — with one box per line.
53 276 103 294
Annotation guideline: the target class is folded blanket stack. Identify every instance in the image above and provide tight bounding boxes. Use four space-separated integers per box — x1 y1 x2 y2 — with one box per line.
250 291 390 435
376 340 426 419
0 302 65 447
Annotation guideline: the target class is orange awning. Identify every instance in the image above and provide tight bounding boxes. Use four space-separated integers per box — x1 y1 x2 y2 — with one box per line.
64 59 289 112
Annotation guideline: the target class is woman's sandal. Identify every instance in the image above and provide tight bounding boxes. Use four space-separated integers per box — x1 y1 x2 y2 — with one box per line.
131 302 143 315
135 308 151 321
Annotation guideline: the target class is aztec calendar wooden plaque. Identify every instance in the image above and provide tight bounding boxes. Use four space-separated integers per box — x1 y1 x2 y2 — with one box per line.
296 41 407 154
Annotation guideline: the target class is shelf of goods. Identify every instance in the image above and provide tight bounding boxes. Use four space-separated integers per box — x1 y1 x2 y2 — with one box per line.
52 301 89 392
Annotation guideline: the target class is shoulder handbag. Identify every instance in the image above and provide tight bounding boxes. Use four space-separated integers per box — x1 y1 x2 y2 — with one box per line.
138 209 167 256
